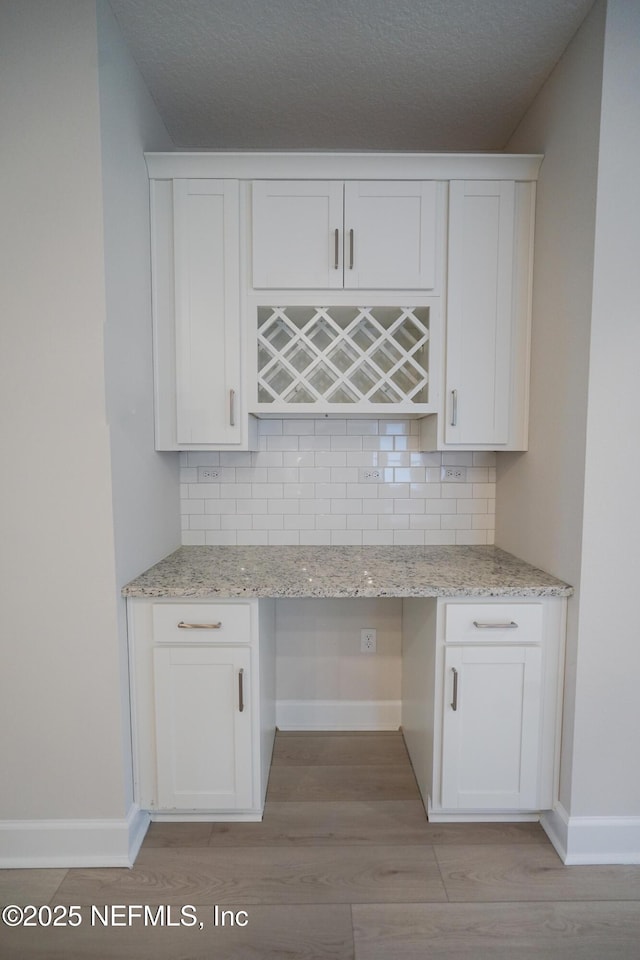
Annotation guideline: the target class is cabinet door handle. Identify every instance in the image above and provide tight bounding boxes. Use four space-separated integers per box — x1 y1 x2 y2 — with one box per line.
473 621 519 630
451 667 458 711
177 621 222 630
229 388 236 427
349 228 354 269
334 228 339 270
238 668 245 713
451 389 458 427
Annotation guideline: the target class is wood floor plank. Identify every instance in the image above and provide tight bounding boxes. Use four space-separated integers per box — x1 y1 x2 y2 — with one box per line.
266 764 420 802
143 822 214 848
272 733 410 766
143 806 549 850
0 868 68 906
51 845 446 906
206 800 431 847
0 904 354 960
435 844 640 902
352 901 640 960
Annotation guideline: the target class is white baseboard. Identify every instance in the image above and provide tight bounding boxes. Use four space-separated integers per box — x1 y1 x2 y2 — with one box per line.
0 804 150 869
541 803 640 864
276 699 401 731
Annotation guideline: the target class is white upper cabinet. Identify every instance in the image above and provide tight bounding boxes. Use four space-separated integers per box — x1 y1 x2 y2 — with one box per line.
151 178 256 450
252 180 442 291
145 153 540 448
252 181 344 289
421 179 535 451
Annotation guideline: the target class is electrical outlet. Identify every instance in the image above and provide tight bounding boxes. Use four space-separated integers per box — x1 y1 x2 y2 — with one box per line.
198 466 220 482
441 466 467 483
359 468 382 482
360 628 377 653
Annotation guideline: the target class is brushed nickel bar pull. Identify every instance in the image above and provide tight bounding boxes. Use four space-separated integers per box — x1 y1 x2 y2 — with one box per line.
473 621 519 629
177 621 222 630
451 667 458 711
229 388 236 427
349 228 354 269
238 668 245 713
334 228 339 269
451 389 458 427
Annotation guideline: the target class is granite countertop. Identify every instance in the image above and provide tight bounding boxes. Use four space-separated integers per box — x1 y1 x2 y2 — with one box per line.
122 545 572 599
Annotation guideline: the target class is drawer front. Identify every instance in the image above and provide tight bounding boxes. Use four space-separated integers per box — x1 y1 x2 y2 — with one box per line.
444 602 542 644
152 603 251 644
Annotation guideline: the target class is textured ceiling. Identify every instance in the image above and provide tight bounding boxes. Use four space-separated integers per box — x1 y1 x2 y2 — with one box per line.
108 0 595 150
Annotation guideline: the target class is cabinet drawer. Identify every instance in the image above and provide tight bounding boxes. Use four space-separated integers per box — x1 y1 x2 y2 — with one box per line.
444 603 542 644
152 603 251 643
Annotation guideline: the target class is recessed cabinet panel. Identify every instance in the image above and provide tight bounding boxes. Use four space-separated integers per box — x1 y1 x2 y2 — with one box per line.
153 645 252 810
344 181 438 289
441 643 542 810
173 179 241 445
252 181 344 289
445 180 515 446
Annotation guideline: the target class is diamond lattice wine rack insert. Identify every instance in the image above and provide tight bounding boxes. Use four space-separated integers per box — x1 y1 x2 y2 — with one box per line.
256 305 430 406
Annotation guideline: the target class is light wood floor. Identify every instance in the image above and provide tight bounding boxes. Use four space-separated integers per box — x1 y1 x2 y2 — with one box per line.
2 731 640 958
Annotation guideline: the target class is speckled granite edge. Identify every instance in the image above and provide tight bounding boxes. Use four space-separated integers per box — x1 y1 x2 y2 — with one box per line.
122 545 573 600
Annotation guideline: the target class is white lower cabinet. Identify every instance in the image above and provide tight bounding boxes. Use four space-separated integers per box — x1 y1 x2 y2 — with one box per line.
402 597 566 821
441 643 542 810
128 598 276 820
153 645 253 810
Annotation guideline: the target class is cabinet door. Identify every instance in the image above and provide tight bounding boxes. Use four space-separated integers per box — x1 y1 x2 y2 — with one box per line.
173 179 241 445
252 181 344 288
441 644 542 810
445 180 515 445
153 645 252 810
344 181 438 290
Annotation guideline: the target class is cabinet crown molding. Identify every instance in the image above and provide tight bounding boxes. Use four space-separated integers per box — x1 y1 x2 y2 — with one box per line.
144 151 543 182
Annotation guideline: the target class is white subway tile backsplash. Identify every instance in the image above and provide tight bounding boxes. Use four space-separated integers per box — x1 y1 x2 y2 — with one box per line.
298 435 329 451
266 436 300 451
221 514 252 530
395 498 425 514
457 530 488 545
299 530 332 545
394 530 425 545
269 531 299 545
363 530 393 545
180 421 496 546
331 498 362 514
283 484 315 499
379 514 409 530
267 499 300 514
347 514 378 530
251 451 284 467
267 467 299 483
330 435 363 452
285 451 316 468
299 498 332 515
183 530 206 544
442 514 472 530
347 419 378 435
315 419 346 435
283 419 316 435
284 515 316 530
237 530 269 545
252 514 284 530
220 482 252 499
204 499 237 515
331 530 363 545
